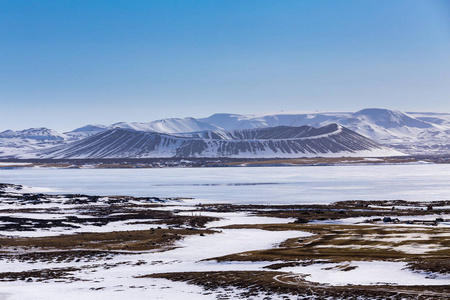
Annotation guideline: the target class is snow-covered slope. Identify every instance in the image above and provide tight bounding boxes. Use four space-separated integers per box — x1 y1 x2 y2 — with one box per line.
64 124 109 139
0 128 69 157
62 109 450 155
23 124 402 159
201 109 439 137
1 109 450 158
110 117 223 133
199 113 338 130
0 128 67 140
408 112 450 126
200 109 450 154
66 118 223 138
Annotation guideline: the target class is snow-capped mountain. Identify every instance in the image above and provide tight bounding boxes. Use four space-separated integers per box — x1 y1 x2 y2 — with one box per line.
110 117 223 133
62 109 450 154
0 128 67 140
0 118 224 157
0 128 69 157
200 109 441 140
21 124 402 159
198 109 450 154
1 108 450 158
64 124 109 139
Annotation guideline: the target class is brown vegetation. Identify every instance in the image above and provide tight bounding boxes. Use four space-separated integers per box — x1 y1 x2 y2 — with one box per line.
0 228 215 252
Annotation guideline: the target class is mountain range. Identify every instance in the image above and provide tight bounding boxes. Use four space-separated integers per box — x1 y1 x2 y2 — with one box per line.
1 108 449 158
22 124 400 159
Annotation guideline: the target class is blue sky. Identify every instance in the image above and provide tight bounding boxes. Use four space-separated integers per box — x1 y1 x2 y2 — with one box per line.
1 0 450 131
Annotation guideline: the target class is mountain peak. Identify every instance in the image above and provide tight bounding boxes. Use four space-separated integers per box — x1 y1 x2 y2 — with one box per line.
2 108 450 157
0 127 66 140
354 108 433 129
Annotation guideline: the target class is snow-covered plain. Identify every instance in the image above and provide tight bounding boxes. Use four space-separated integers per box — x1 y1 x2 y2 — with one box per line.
1 208 448 299
0 226 310 300
1 164 450 299
1 164 449 204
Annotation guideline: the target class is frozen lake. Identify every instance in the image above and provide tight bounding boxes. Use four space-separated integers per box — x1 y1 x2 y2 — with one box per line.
0 164 449 204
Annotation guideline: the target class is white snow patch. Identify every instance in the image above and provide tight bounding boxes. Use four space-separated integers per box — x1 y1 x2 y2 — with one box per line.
280 261 450 286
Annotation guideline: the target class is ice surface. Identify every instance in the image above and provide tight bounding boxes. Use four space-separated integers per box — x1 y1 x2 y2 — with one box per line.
1 164 449 204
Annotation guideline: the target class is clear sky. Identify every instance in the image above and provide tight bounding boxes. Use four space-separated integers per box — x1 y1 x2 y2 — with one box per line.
1 0 450 132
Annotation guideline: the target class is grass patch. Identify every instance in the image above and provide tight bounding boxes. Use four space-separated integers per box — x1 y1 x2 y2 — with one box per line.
0 228 215 252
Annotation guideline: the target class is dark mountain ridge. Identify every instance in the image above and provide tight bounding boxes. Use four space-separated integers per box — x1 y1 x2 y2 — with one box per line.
22 124 402 159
